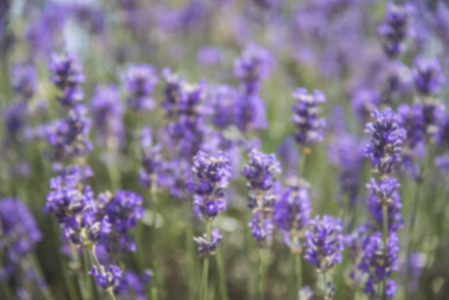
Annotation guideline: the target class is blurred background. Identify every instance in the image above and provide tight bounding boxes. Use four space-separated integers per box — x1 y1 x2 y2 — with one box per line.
1 0 449 299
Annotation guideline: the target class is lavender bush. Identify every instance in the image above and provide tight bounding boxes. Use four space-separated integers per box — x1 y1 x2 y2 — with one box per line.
0 1 448 300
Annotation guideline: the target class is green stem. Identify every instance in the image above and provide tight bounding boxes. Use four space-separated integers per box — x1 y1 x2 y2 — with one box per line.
322 272 328 299
215 246 229 300
404 181 422 299
150 188 161 300
186 223 197 300
288 252 295 300
201 222 212 300
295 253 302 299
381 203 388 300
70 243 89 300
258 248 264 300
88 245 117 300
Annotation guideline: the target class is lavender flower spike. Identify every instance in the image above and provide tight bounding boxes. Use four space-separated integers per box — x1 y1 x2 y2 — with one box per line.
365 109 406 177
412 57 445 96
304 215 344 273
358 232 399 298
292 87 327 147
193 229 223 256
48 52 85 107
11 64 37 101
90 264 124 294
187 151 231 221
124 64 159 111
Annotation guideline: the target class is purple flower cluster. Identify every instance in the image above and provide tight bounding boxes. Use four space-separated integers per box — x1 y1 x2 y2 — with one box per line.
243 149 280 246
274 182 311 251
233 44 272 95
46 107 93 165
187 151 230 221
100 190 144 254
304 215 344 273
124 64 159 111
291 88 326 147
233 45 271 133
139 126 167 191
193 229 223 256
358 232 399 298
44 175 107 246
0 198 42 262
365 109 406 176
90 264 124 294
11 64 37 101
90 85 124 149
412 58 445 96
3 101 27 138
378 3 414 58
351 89 379 124
48 52 85 108
327 134 365 207
366 178 404 232
397 104 426 178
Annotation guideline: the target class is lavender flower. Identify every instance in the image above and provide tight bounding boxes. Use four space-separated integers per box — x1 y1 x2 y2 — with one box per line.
44 175 103 246
90 85 124 149
292 88 326 147
366 177 404 232
242 149 281 191
233 44 272 95
421 99 445 141
358 232 399 298
46 106 93 165
48 52 85 108
397 104 426 178
412 58 445 96
100 190 144 254
378 3 414 58
211 85 237 129
351 89 379 124
3 101 27 138
277 136 300 178
139 127 167 191
124 64 159 111
304 215 344 273
0 198 41 262
243 149 280 246
365 109 406 177
187 151 231 221
435 154 449 173
274 183 310 233
10 64 37 101
90 264 124 294
193 229 223 256
327 134 364 206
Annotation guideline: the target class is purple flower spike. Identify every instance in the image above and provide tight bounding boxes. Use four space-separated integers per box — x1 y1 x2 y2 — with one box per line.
233 44 272 95
412 57 445 96
187 151 231 221
274 183 311 233
90 264 124 294
304 215 344 273
0 198 42 261
90 85 124 149
11 64 37 101
351 89 379 124
365 109 406 177
193 229 223 256
48 52 85 108
292 87 327 147
124 64 159 111
358 232 399 298
248 213 274 245
242 149 281 191
366 177 404 232
378 3 414 58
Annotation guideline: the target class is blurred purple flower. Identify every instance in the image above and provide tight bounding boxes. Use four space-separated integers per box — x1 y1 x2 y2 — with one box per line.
124 64 159 111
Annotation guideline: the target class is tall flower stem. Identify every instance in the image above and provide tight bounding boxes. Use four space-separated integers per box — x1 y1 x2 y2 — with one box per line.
150 187 161 300
186 223 197 300
322 272 328 299
381 203 389 300
258 248 264 300
215 246 229 300
403 180 422 299
201 222 212 300
88 245 117 300
295 252 302 298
